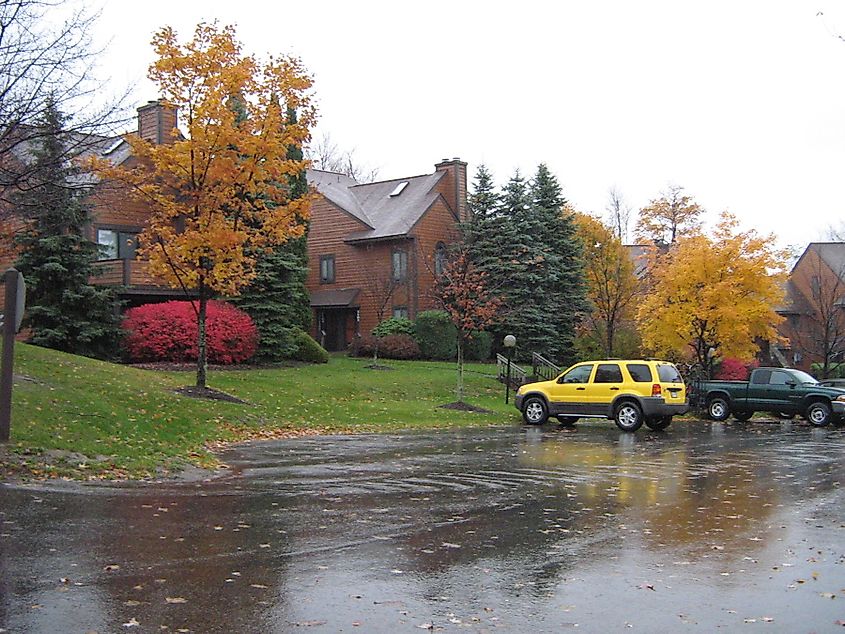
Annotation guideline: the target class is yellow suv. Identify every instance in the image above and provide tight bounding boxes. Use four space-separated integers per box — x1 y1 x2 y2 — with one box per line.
514 360 688 431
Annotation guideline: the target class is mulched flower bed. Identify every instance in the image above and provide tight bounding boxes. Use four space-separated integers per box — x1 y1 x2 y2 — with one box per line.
174 386 249 404
437 401 493 413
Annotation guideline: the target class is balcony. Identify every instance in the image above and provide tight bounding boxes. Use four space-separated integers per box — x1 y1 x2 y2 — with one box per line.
90 259 170 291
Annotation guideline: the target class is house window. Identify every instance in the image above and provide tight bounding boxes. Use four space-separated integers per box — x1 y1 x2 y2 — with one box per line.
434 242 447 276
97 229 118 259
319 255 335 284
97 229 138 260
392 249 408 281
392 306 408 319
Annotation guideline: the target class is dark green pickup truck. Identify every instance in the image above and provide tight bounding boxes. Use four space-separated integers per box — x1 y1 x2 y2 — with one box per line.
697 367 845 426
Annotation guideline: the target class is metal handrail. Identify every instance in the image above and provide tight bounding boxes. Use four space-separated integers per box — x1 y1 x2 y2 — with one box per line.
496 353 526 386
532 352 560 382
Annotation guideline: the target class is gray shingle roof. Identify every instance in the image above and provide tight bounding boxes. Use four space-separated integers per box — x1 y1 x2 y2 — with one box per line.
810 243 845 277
307 168 448 242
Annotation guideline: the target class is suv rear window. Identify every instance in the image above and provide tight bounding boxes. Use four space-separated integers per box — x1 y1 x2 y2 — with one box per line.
656 364 682 383
626 363 652 382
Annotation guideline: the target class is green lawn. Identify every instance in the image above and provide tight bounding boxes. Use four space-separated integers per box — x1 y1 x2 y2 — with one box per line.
3 343 518 479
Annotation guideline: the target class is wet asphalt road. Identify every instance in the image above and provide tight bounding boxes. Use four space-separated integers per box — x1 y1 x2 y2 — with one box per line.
1 419 844 633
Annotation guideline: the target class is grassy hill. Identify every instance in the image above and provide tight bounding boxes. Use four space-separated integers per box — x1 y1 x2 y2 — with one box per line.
2 343 515 479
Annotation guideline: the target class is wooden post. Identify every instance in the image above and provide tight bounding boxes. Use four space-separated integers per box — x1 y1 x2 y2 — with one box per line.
0 268 23 442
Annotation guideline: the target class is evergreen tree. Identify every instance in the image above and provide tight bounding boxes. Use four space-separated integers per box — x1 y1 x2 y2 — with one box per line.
466 164 499 221
463 164 589 366
231 105 311 361
13 97 121 358
528 164 589 365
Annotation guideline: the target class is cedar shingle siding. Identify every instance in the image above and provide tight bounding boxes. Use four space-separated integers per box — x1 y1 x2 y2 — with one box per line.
306 159 466 351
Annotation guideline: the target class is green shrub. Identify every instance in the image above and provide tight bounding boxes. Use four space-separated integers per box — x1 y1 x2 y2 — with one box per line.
465 330 492 361
372 317 416 339
289 329 329 364
414 310 457 360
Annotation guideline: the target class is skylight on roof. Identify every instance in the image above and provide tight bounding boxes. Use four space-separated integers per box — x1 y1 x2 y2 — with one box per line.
389 181 409 197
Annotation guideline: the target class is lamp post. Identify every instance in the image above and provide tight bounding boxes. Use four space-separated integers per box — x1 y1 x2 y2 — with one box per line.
504 334 516 404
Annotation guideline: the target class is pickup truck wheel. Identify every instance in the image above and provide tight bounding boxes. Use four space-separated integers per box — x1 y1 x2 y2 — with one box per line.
733 411 753 422
707 397 730 421
522 396 549 425
614 401 643 432
806 401 831 427
645 415 672 431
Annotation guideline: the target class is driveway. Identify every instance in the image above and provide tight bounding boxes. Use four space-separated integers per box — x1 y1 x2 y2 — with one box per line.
1 420 844 632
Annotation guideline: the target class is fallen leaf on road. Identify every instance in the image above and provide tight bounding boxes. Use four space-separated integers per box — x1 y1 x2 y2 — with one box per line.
122 618 139 628
165 597 187 604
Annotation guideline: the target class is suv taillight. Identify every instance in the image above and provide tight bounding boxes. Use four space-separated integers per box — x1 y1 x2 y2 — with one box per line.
652 384 662 396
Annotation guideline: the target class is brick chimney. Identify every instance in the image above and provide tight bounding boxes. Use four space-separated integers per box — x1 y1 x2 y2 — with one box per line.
137 100 178 145
435 157 468 222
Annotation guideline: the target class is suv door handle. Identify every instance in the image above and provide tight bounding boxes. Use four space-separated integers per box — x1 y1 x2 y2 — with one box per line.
610 387 619 391
576 387 585 390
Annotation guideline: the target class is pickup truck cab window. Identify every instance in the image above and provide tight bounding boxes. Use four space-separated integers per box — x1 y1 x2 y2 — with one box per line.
558 364 594 384
751 369 771 384
770 370 793 385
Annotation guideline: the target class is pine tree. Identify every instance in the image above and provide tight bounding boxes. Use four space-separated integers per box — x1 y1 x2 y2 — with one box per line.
529 164 589 365
466 164 499 221
13 97 121 358
464 165 589 365
231 105 311 361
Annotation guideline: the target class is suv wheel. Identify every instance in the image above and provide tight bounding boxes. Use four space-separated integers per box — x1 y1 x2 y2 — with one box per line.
522 396 548 425
614 401 643 432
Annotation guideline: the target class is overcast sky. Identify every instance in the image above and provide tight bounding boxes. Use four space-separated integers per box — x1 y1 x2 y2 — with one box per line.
87 0 845 251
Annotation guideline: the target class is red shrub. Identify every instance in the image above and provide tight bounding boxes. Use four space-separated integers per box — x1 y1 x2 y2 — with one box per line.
380 334 420 360
715 357 758 381
122 300 258 364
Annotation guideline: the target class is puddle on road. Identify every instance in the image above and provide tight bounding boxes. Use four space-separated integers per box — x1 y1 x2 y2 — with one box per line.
2 421 844 632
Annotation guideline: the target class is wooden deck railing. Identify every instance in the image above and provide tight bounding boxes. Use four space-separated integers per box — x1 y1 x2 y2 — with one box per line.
90 259 166 288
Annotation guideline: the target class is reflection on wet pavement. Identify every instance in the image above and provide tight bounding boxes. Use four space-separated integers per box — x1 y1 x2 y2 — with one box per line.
1 420 844 632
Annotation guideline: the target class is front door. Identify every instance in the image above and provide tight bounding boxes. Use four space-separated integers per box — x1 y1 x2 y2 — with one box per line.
318 309 349 352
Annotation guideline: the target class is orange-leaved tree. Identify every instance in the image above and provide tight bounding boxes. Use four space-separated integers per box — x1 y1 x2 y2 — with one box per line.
635 184 703 245
637 212 787 378
432 246 502 404
573 212 639 357
94 23 315 387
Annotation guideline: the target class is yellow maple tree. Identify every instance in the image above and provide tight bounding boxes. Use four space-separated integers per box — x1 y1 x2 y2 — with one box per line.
95 22 315 387
573 211 639 357
637 211 787 377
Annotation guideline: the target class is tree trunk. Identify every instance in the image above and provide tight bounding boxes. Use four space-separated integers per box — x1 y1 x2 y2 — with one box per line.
196 289 208 389
456 338 465 403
